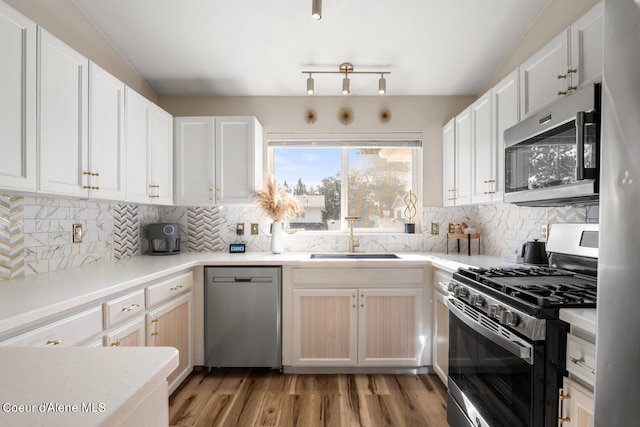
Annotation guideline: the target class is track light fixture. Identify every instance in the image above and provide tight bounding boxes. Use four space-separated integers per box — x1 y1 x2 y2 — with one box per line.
312 0 322 20
306 73 314 94
301 63 390 95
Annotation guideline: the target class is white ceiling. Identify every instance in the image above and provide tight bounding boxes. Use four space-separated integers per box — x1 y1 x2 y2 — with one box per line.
72 0 550 97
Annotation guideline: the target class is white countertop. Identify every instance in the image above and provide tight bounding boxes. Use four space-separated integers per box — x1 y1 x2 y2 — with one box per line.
560 308 597 335
0 346 178 426
0 251 508 337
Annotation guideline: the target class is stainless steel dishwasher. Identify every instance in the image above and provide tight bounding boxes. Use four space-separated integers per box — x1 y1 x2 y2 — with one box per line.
204 266 281 369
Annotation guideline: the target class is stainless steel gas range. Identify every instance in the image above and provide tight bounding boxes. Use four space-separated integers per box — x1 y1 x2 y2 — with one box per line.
446 224 598 427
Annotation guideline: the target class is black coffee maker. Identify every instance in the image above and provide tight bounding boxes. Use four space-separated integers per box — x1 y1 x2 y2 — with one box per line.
148 223 180 255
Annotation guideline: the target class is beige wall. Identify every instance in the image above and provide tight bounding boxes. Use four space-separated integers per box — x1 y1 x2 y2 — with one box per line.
5 0 158 102
480 0 601 94
158 95 474 207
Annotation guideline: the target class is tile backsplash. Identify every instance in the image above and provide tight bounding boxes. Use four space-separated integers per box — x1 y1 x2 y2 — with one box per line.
0 193 598 280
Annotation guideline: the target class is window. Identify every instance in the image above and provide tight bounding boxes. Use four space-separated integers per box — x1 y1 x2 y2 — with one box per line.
269 140 421 232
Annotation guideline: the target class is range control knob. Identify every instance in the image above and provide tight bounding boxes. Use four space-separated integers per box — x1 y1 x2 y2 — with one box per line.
454 286 469 298
469 294 484 307
500 311 520 327
488 304 500 318
447 282 457 294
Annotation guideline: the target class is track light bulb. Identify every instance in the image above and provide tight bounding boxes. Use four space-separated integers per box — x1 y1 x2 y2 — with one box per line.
378 75 386 94
312 0 322 20
342 77 350 95
307 75 314 94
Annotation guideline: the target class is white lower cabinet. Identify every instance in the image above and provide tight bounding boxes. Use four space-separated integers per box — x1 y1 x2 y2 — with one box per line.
287 266 426 369
0 306 102 347
292 287 422 367
292 288 358 366
147 291 193 394
432 269 452 387
357 288 423 367
104 317 146 348
559 377 594 427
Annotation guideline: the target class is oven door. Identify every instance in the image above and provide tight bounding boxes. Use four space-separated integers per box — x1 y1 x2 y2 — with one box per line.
447 299 545 427
503 83 599 206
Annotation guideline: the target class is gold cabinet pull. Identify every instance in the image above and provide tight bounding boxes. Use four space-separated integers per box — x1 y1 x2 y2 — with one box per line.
567 68 577 74
568 85 577 91
170 284 184 291
151 332 159 337
569 356 596 374
45 339 62 346
83 186 91 189
83 171 91 175
557 73 567 79
558 90 568 95
558 417 571 423
121 303 141 312
559 393 571 400
110 340 121 347
151 319 159 323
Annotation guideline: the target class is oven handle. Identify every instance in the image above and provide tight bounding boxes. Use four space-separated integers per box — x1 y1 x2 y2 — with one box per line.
576 110 585 181
447 298 534 365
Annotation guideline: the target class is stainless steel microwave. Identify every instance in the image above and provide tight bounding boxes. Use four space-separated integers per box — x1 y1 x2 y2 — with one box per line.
503 83 600 206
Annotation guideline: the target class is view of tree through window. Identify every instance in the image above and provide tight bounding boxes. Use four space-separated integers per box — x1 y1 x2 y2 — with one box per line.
272 142 418 232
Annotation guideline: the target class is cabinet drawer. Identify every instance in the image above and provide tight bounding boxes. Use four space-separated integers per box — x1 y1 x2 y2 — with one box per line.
0 306 102 347
103 289 145 328
145 271 193 308
566 333 596 386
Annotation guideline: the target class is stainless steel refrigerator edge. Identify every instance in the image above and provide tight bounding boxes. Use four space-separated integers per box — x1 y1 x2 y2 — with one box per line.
596 0 640 424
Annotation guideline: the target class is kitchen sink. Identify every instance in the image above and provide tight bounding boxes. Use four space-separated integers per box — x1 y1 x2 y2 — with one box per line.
309 253 399 259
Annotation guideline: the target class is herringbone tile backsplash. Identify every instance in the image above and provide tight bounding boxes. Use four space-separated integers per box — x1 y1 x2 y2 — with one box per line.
113 204 140 259
0 195 25 280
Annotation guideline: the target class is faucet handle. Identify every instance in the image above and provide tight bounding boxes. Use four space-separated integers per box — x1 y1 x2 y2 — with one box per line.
345 216 361 221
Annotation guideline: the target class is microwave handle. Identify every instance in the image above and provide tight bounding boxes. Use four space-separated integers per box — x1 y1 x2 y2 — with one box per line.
576 111 585 181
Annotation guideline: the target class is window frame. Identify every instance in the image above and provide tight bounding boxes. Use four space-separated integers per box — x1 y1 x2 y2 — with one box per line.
267 136 422 234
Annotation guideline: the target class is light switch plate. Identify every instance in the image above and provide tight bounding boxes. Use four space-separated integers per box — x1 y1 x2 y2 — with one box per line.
540 223 549 241
236 222 245 236
73 224 83 243
251 223 259 235
431 221 440 235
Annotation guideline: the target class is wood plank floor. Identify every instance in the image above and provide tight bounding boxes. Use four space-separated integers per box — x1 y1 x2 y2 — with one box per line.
169 368 449 427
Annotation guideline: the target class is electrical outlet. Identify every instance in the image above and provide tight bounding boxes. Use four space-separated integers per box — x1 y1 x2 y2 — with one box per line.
72 224 83 243
236 222 245 236
540 223 549 241
251 223 259 235
431 221 440 235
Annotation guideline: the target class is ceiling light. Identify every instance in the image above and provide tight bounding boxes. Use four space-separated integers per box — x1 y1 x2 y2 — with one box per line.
342 76 350 95
378 75 386 94
312 0 322 20
302 63 390 95
306 74 314 94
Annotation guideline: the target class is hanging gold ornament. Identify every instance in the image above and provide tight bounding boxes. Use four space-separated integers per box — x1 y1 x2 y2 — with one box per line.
338 107 354 125
379 108 392 123
304 109 317 124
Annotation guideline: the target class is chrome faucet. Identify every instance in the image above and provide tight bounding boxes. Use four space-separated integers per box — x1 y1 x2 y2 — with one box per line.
345 216 361 252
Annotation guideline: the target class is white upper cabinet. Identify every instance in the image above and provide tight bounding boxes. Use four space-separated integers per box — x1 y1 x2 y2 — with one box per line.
490 69 519 201
125 87 173 205
148 104 174 205
37 28 89 197
0 3 36 192
88 62 125 200
519 30 569 120
453 107 472 205
570 2 604 90
520 2 603 120
214 117 263 205
442 118 456 207
174 117 215 206
470 92 494 204
174 116 263 206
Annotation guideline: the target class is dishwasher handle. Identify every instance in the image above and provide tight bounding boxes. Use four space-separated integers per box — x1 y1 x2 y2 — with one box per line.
211 276 273 283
